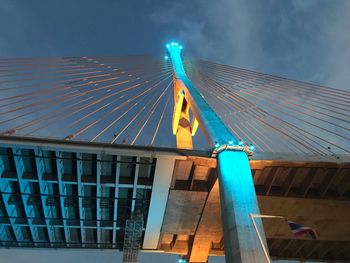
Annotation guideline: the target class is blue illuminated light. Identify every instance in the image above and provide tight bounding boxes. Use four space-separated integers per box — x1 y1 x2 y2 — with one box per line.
166 42 183 54
167 39 263 260
249 144 255 151
178 255 187 263
238 140 244 146
164 55 169 60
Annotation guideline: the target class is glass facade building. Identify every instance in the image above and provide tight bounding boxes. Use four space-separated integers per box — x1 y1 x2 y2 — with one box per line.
0 146 155 249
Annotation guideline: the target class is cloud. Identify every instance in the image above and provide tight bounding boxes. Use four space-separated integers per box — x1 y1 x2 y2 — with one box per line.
321 2 350 90
147 0 350 91
147 0 350 154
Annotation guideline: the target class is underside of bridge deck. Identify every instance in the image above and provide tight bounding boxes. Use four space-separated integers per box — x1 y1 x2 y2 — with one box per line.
159 156 350 262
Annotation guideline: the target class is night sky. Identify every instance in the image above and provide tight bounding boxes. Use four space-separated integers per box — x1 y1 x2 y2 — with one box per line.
1 0 350 91
0 0 349 262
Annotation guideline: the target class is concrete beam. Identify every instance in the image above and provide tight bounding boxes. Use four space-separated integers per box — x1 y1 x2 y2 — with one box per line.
300 167 318 197
161 190 207 236
319 168 338 197
96 154 101 247
188 181 221 263
131 157 140 215
218 151 268 263
337 168 350 197
282 168 297 196
143 157 176 249
34 149 55 246
76 152 86 246
0 136 191 160
112 156 121 248
55 151 71 246
263 167 279 195
12 148 40 245
0 157 24 244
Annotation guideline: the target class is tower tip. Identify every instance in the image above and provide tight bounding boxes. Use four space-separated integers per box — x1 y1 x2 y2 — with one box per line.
166 42 183 53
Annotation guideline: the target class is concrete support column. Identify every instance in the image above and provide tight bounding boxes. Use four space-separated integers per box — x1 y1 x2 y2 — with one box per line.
167 41 269 262
217 151 268 263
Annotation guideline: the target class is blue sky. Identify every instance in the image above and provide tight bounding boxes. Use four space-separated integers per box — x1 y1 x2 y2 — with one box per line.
0 0 349 262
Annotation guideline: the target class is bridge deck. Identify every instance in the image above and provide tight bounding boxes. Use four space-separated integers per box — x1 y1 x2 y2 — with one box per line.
0 136 349 262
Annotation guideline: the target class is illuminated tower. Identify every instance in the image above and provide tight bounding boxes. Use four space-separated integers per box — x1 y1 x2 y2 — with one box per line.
167 42 269 262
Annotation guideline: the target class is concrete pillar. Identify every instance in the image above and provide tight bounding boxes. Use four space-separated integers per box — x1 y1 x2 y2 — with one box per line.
217 151 268 263
166 41 269 262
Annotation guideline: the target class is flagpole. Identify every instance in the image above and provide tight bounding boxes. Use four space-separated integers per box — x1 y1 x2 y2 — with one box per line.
250 214 285 263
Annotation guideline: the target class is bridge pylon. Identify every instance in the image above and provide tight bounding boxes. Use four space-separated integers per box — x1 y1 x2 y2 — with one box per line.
167 42 269 263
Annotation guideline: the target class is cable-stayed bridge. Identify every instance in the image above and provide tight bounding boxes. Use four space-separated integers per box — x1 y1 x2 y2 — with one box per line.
0 44 349 263
0 55 349 155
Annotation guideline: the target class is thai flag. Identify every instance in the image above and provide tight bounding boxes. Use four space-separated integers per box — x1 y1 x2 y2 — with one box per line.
287 221 318 240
